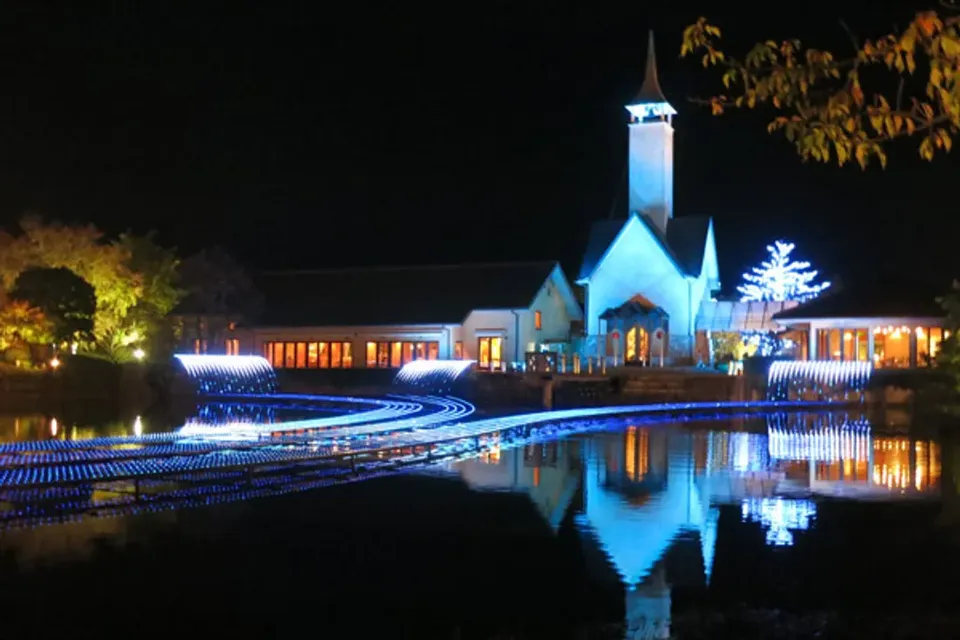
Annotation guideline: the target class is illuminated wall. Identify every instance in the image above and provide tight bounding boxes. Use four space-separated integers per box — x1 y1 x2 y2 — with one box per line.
628 121 674 234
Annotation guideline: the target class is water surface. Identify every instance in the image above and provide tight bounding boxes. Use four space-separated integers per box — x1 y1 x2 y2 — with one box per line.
0 409 957 638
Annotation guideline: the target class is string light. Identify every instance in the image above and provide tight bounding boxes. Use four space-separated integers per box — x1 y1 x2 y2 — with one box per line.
767 361 872 402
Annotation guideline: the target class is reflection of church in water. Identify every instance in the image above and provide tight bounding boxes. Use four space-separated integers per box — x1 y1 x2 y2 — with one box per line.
451 414 941 639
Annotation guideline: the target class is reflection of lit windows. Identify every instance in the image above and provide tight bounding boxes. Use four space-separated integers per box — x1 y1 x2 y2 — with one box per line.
741 497 816 546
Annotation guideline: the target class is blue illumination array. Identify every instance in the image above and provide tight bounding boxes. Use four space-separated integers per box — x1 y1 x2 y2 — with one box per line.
767 361 873 402
174 354 279 394
0 409 785 530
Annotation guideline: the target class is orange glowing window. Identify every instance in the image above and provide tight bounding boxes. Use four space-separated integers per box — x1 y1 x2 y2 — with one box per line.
365 342 377 367
270 343 283 368
331 342 342 368
375 342 388 367
415 342 426 360
318 342 329 368
284 343 295 368
454 341 463 359
225 338 239 355
390 342 402 368
427 342 439 360
295 343 307 368
342 342 353 368
402 342 414 364
534 310 542 330
307 342 319 368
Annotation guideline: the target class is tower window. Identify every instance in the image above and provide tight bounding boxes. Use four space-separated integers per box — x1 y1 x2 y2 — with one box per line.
534 310 542 331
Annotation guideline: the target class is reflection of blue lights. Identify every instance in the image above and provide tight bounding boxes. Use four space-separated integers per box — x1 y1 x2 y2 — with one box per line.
767 361 872 402
741 497 816 546
174 354 279 395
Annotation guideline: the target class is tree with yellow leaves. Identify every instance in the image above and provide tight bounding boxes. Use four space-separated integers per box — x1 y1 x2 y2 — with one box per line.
681 9 960 168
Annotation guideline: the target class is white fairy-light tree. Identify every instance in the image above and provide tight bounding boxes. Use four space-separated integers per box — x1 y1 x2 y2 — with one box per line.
738 241 831 303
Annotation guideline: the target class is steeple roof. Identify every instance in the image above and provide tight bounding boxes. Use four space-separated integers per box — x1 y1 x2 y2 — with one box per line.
632 31 670 106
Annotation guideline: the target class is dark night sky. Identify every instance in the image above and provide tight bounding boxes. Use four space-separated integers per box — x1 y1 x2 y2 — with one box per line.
0 1 955 293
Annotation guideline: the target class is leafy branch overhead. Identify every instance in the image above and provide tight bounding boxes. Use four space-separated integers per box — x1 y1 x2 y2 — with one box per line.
680 11 960 168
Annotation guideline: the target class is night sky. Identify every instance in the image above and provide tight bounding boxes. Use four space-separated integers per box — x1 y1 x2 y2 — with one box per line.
0 1 955 293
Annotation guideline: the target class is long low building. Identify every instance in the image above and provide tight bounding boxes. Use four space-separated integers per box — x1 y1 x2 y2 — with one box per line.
772 277 949 368
178 261 583 372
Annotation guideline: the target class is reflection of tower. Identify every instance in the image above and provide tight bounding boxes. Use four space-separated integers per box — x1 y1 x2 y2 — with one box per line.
626 565 671 640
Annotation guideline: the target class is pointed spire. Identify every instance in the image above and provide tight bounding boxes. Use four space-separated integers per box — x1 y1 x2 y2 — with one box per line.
635 31 668 104
626 30 676 120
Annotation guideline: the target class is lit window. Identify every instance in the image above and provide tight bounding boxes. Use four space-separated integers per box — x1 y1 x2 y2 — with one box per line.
415 342 426 360
296 342 307 368
225 338 239 355
390 342 402 368
318 342 329 368
365 342 377 367
454 341 464 359
402 342 414 364
331 342 342 368
284 343 295 368
308 342 319 368
342 342 353 368
377 342 389 368
428 342 439 360
478 337 503 371
534 310 542 330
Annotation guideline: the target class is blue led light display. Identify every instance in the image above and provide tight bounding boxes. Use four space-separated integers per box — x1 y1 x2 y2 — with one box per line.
174 354 279 395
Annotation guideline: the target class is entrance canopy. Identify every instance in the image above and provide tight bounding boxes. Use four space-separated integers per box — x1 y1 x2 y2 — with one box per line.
695 300 799 333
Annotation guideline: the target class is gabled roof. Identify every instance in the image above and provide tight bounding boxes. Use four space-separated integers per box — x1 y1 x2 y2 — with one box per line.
774 276 947 322
253 261 564 328
666 217 712 277
578 213 713 282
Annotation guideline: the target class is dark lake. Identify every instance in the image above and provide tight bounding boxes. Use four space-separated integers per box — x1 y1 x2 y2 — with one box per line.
1 406 959 638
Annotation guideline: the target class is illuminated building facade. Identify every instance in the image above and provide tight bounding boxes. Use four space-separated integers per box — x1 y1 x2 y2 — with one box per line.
773 277 948 368
577 33 721 364
232 261 583 371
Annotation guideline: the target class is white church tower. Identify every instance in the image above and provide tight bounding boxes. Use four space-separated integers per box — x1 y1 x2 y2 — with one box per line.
626 31 676 235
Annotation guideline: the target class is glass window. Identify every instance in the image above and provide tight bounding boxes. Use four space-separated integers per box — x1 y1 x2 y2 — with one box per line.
270 343 283 368
377 342 389 368
225 338 239 355
415 342 426 360
307 342 319 368
454 341 463 359
402 343 414 364
427 342 439 360
331 342 342 368
296 342 307 368
874 326 910 368
365 342 377 368
490 337 503 370
534 310 542 330
929 327 944 361
478 337 491 369
284 343 295 369
318 342 329 368
390 342 402 368
342 342 353 368
626 327 637 361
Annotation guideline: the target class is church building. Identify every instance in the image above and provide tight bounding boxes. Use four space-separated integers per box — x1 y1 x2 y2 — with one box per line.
577 33 720 364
